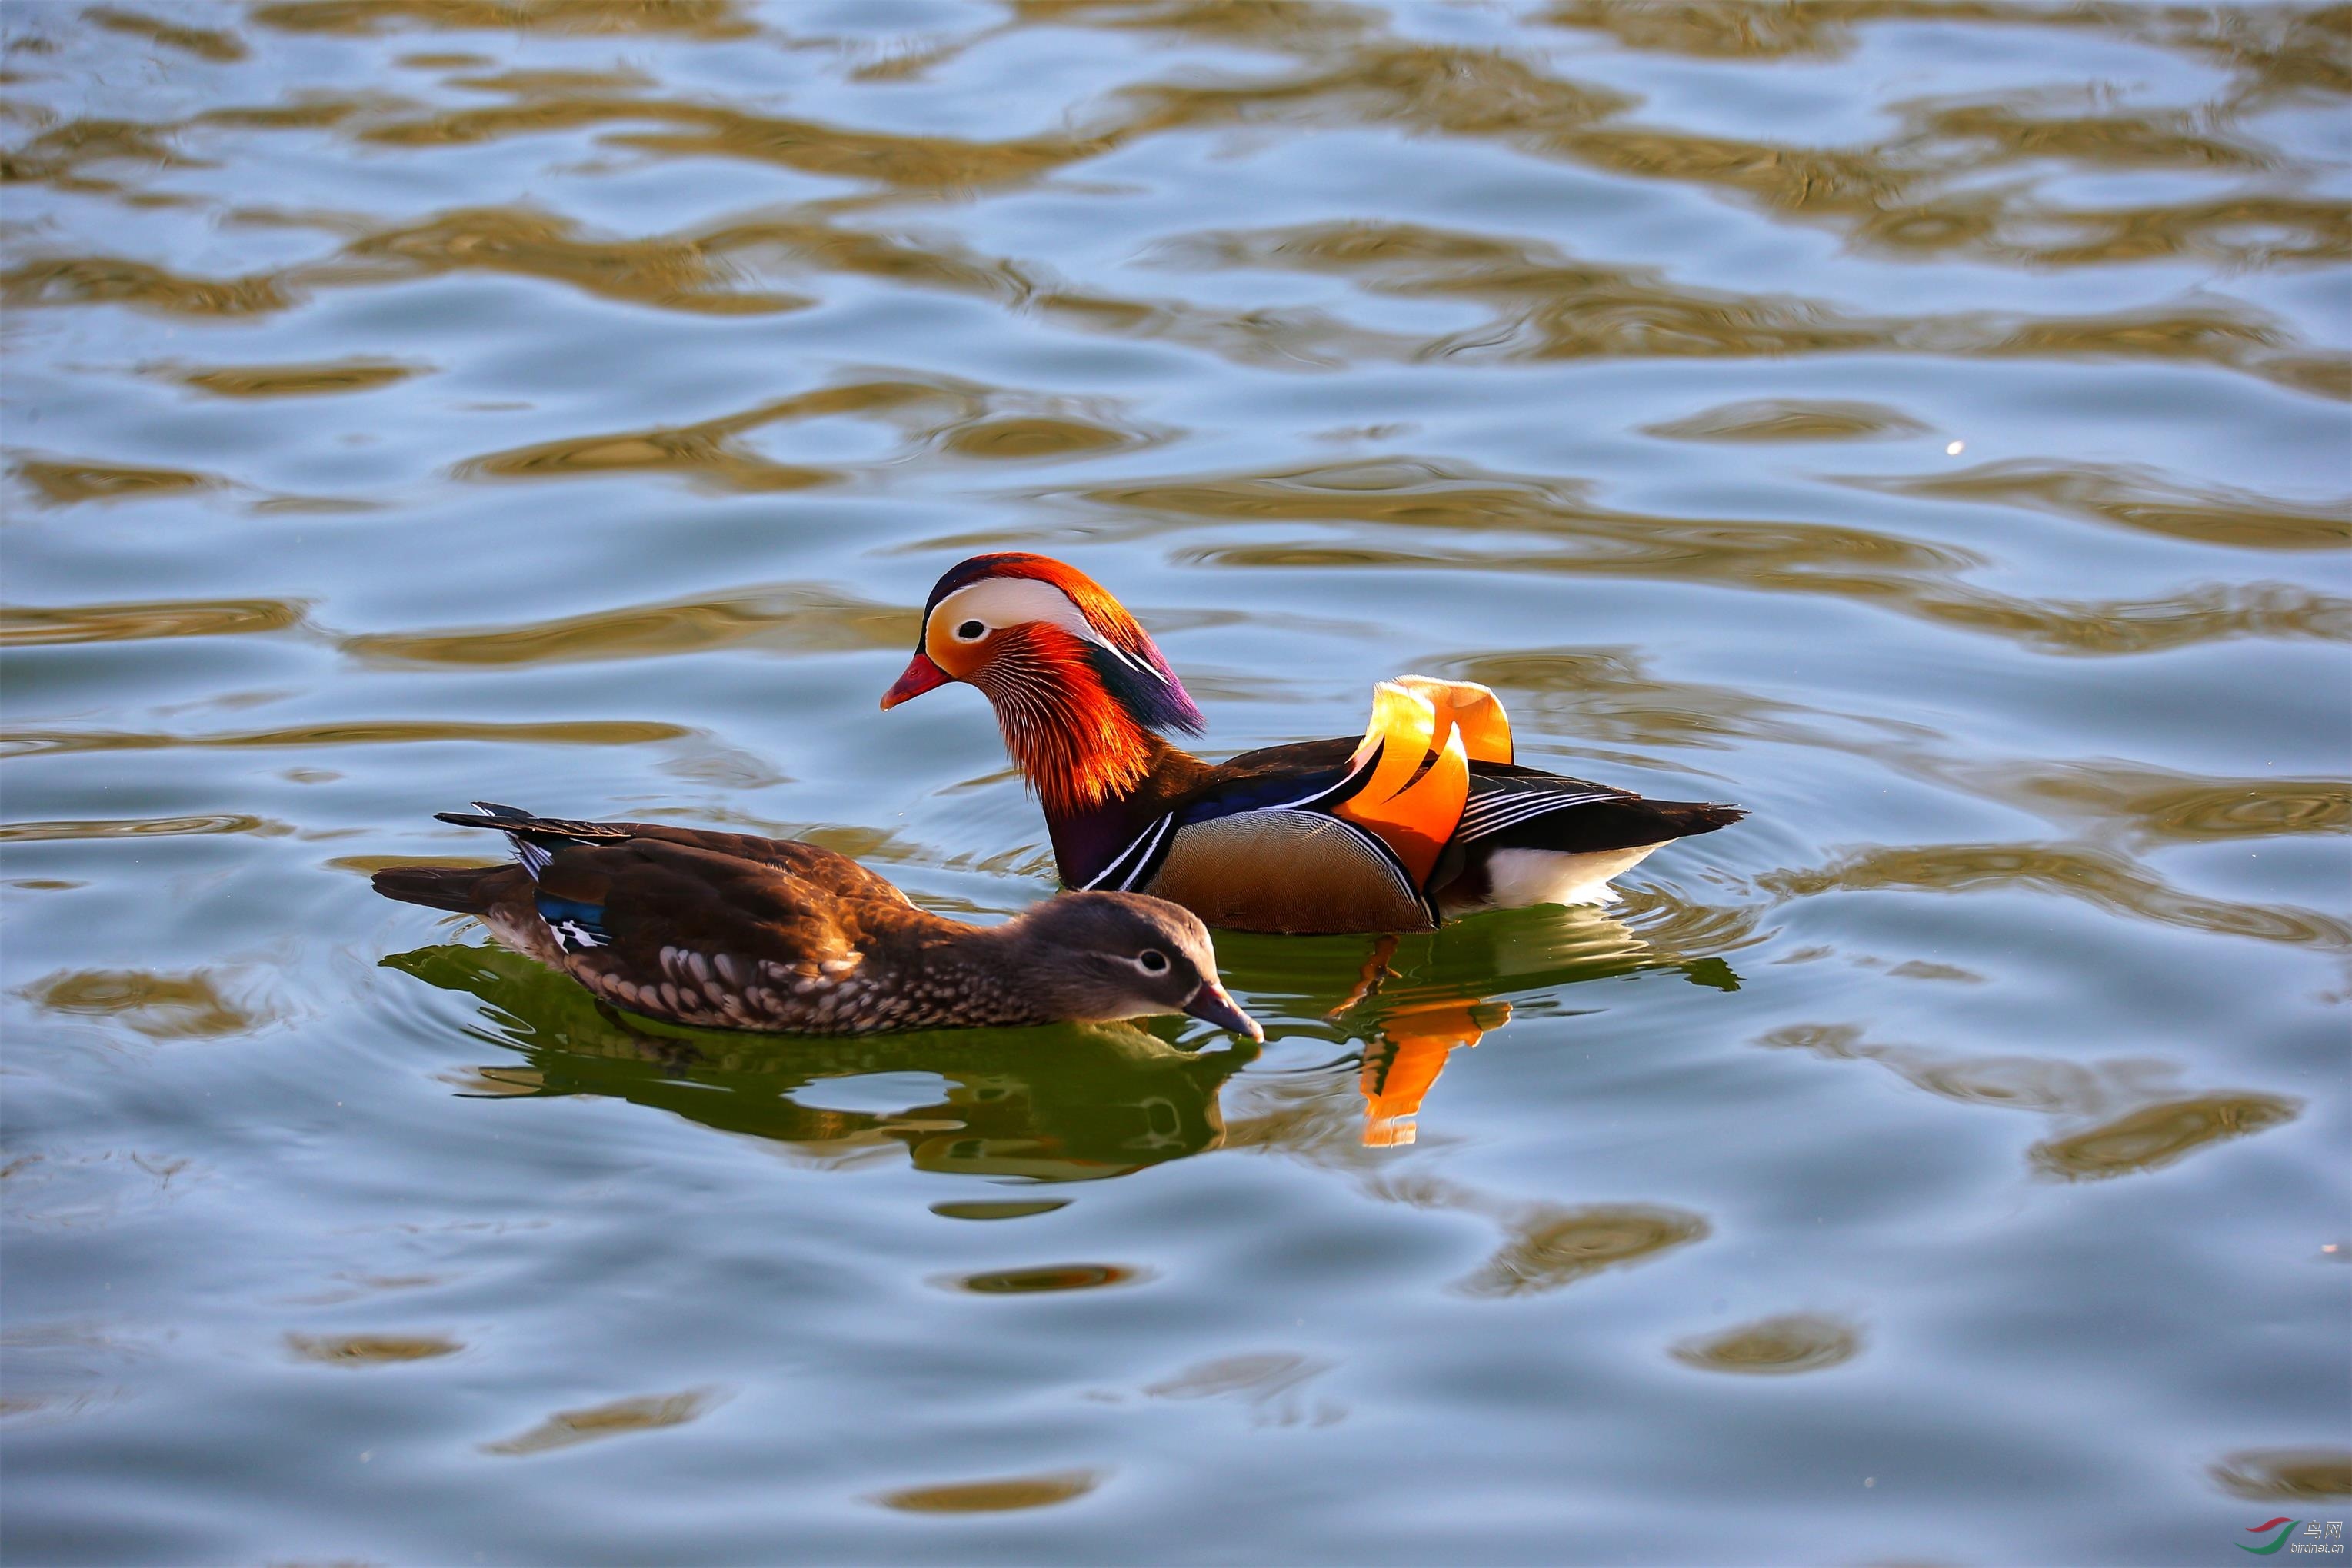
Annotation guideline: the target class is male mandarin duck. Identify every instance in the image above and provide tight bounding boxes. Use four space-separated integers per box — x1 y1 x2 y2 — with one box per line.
373 804 1261 1039
881 554 1744 934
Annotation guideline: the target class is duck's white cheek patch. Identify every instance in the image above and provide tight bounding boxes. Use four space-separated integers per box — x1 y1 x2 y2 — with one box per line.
931 578 1098 654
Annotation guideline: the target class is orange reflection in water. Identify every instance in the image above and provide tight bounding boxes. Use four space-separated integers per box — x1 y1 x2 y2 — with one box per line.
1321 932 1524 1147
1359 997 1509 1147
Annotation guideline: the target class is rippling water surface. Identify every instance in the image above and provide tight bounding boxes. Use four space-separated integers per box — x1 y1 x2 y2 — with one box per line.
4 3 2349 1563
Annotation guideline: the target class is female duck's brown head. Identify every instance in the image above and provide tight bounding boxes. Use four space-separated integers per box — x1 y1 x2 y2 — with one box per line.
1010 891 1259 1040
882 553 1205 816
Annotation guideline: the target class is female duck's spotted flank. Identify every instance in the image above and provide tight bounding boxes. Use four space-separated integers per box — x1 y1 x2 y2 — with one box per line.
373 804 1261 1040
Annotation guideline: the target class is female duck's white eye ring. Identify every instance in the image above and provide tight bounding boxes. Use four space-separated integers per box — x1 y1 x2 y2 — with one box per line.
954 619 986 641
1136 949 1169 974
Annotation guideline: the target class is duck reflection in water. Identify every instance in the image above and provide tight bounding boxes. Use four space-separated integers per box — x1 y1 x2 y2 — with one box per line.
385 944 1253 1182
1212 903 1741 1147
388 900 1734 1165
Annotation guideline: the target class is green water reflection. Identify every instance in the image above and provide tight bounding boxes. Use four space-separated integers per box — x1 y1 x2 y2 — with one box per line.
391 943 1250 1181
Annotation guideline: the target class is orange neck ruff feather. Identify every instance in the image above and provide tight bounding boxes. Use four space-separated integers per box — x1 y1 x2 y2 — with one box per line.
971 623 1159 817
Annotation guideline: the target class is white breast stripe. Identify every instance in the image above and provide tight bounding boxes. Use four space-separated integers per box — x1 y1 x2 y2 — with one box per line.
1081 814 1174 891
1114 814 1178 891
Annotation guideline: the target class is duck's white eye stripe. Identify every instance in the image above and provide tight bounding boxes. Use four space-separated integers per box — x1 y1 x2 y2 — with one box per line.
934 578 1104 651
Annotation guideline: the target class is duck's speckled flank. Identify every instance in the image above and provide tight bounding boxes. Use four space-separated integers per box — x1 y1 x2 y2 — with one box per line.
378 809 1249 1038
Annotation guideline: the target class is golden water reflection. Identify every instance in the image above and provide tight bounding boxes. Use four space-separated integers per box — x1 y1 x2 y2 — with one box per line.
1758 1024 2303 1180
8 454 219 506
2031 1094 2302 1182
166 359 425 398
1052 457 2352 659
1644 398 1928 444
285 1332 461 1366
944 1263 1144 1294
1846 460 2352 553
1453 1201 1711 1297
871 1469 1101 1514
929 1199 1069 1222
1929 760 2352 846
23 967 262 1040
3 717 692 760
0 598 308 647
480 1387 728 1456
1671 1313 1863 1375
247 1 761 42
1761 842 2352 950
2210 1448 2352 1503
340 583 907 668
448 374 1162 494
0 814 282 841
84 6 247 62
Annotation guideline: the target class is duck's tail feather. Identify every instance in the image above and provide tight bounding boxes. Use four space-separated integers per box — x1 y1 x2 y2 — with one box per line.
1657 801 1746 837
1475 796 1745 856
434 803 628 842
371 864 501 914
434 802 630 877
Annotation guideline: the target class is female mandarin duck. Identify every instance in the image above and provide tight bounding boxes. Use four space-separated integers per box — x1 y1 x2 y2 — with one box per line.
881 554 1744 934
373 804 1261 1038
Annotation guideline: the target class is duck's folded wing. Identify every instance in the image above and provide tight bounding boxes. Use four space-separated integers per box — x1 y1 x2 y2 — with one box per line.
531 840 858 970
1452 773 1745 857
436 804 909 907
1452 771 1632 843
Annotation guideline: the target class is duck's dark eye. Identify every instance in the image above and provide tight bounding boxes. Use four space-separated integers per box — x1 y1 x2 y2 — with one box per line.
955 619 985 641
1137 949 1169 974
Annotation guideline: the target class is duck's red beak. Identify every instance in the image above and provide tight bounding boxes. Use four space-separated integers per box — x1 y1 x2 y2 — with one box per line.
881 651 949 710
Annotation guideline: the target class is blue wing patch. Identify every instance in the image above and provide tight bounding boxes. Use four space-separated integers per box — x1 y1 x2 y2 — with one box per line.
535 893 611 952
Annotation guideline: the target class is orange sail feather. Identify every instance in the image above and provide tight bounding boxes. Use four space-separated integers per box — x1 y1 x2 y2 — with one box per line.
1394 677 1514 765
1333 682 1471 887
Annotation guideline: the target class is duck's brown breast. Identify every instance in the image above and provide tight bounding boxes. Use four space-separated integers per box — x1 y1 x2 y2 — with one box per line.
1141 811 1431 934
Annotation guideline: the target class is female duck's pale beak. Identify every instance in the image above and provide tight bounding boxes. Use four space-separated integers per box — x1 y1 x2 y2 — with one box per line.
881 651 950 710
1181 980 1264 1042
